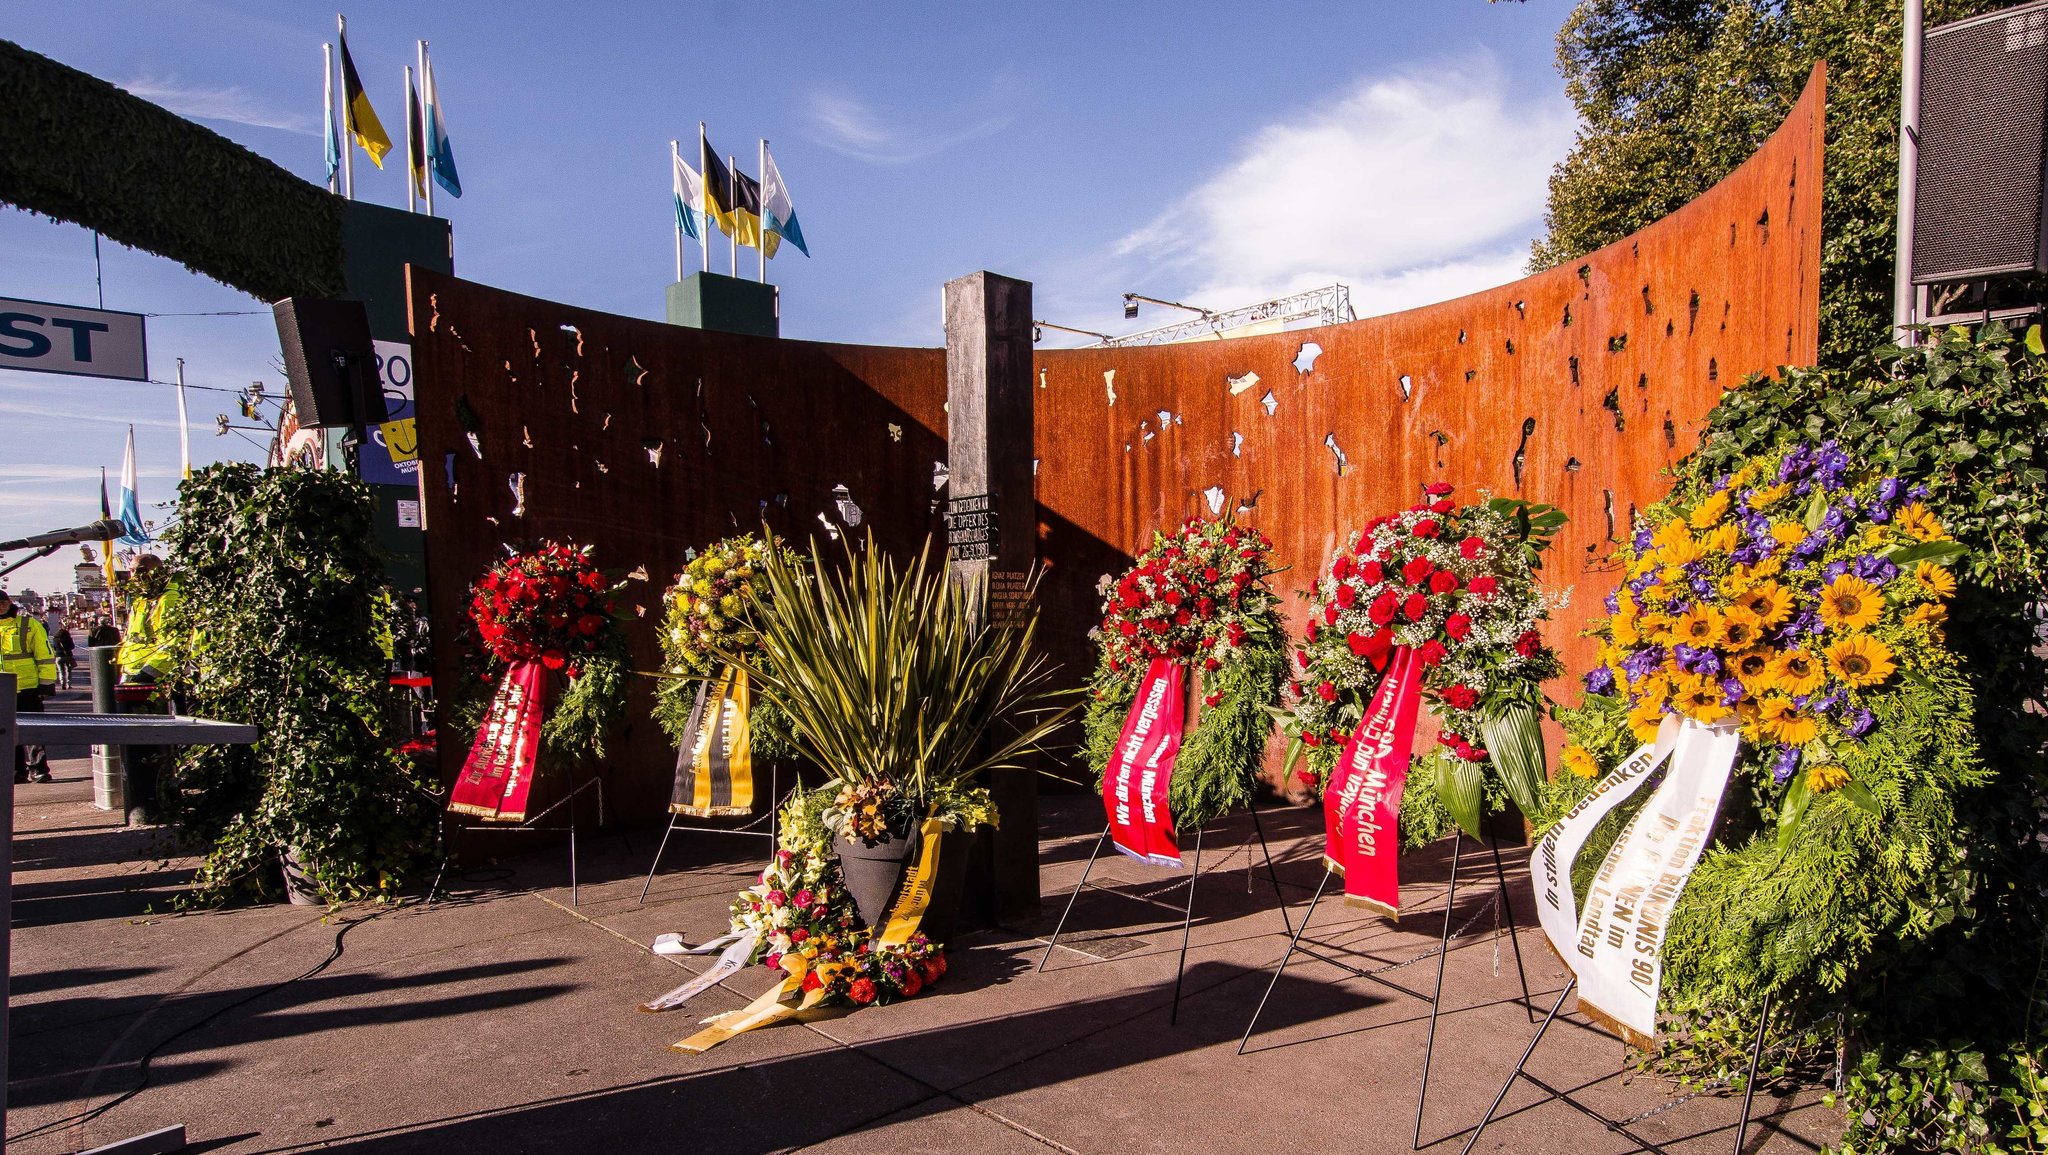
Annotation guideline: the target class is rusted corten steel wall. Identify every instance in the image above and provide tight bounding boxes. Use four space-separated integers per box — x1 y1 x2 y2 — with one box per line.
1028 66 1824 697
410 69 1822 823
408 274 950 821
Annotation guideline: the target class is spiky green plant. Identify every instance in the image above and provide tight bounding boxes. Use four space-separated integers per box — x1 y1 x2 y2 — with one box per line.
721 532 1076 831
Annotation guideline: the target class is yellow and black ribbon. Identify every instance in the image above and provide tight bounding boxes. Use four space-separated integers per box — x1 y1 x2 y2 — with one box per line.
670 667 756 818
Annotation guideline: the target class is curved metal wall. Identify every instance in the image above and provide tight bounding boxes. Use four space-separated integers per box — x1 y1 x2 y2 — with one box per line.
411 68 1823 820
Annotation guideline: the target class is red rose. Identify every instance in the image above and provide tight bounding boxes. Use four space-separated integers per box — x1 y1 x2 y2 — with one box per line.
1412 519 1441 538
1301 731 1321 748
801 971 825 993
1425 482 1454 496
576 613 605 636
901 972 924 997
1444 613 1473 641
1332 555 1353 580
1197 597 1216 618
1204 567 1221 583
1227 622 1247 644
1403 593 1428 622
1203 656 1220 671
1368 590 1399 626
1515 629 1545 659
1147 618 1170 634
1305 621 1319 643
1469 575 1499 598
1346 631 1372 657
848 978 878 1005
1416 639 1449 668
1317 681 1337 702
1203 692 1222 707
1119 620 1138 637
1335 583 1357 608
1174 610 1191 626
1401 557 1434 585
1296 649 1311 669
1360 629 1393 666
540 649 567 670
1459 536 1485 560
1164 589 1184 607
1324 602 1341 626
1429 571 1459 595
1443 684 1479 710
1430 500 1455 514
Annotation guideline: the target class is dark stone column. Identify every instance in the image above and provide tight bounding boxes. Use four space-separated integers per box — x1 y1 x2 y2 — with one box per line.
943 271 1039 922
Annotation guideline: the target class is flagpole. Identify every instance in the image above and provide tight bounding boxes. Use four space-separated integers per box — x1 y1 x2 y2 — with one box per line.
404 65 417 213
338 14 354 201
728 154 739 277
419 41 435 217
758 138 769 282
175 358 191 479
697 124 712 277
670 140 684 282
323 42 337 195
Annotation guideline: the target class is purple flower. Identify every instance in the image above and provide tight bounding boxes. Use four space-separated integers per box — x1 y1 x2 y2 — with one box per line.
1604 590 1621 614
1910 483 1930 500
1633 528 1654 551
1876 477 1904 505
1778 445 1814 483
1852 554 1898 585
1674 644 1722 676
1622 646 1667 683
1690 574 1717 599
1814 441 1850 490
1845 708 1875 738
1584 666 1617 695
1720 677 1747 705
1813 690 1844 713
1772 746 1802 785
1822 559 1851 583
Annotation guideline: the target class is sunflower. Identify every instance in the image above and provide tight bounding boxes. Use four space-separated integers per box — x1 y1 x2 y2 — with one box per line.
1908 602 1948 630
1702 523 1742 554
1675 606 1722 647
1561 745 1600 779
1899 503 1950 543
1771 649 1826 696
1819 574 1883 631
1746 482 1791 509
1807 763 1850 792
1915 561 1957 599
1651 519 1694 552
1637 613 1677 645
1736 699 1768 742
1661 537 1708 566
1759 696 1819 745
1771 521 1807 546
1731 647 1779 689
1826 634 1897 687
1626 695 1667 742
1673 675 1732 723
1689 490 1732 529
1741 556 1785 581
1740 581 1794 626
1718 606 1766 650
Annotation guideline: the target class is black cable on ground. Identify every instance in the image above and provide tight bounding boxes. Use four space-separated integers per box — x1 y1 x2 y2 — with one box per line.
6 908 383 1145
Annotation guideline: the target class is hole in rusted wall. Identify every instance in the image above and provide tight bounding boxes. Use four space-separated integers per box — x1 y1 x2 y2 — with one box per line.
1562 304 1573 328
1666 320 1675 337
1323 433 1349 475
1565 456 1582 472
1664 416 1677 448
1464 369 1476 383
1398 374 1412 401
1603 489 1616 540
1293 343 1322 373
1641 286 1654 314
1568 355 1580 386
1637 372 1648 391
1577 264 1590 283
1689 291 1701 332
1608 333 1628 353
1430 430 1449 469
1511 417 1536 488
1458 328 1468 344
1602 387 1624 431
1708 358 1719 382
1504 338 1515 355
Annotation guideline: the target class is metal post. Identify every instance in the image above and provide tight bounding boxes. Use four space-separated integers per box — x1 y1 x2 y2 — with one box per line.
1247 795 1293 936
175 359 190 479
727 154 739 276
758 138 769 283
1168 826 1205 1025
88 645 122 813
1893 0 1925 345
671 139 685 283
338 15 354 201
1239 869 1332 1054
639 816 679 904
1733 992 1774 1155
418 41 434 217
1037 825 1109 971
1460 978 1578 1155
323 43 337 196
2 672 16 1142
404 65 416 213
1490 836 1535 1022
1414 831 1463 1149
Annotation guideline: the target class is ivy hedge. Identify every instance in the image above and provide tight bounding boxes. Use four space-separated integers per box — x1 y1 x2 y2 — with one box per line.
0 38 345 302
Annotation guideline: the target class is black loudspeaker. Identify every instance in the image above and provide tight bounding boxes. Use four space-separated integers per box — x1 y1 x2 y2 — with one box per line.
1914 1 2048 284
272 297 386 428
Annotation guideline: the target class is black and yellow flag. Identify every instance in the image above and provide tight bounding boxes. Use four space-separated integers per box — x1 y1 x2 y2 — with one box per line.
732 169 763 250
701 137 737 238
340 34 392 168
407 74 427 198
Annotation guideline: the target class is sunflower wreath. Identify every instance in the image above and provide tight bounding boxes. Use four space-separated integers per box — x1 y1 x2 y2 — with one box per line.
652 533 799 763
1081 515 1288 829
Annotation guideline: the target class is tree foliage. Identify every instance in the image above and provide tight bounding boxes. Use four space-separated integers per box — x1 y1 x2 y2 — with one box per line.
1534 0 2009 367
163 465 435 904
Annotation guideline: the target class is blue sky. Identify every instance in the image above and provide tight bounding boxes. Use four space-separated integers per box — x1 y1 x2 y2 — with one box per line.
1 0 1578 594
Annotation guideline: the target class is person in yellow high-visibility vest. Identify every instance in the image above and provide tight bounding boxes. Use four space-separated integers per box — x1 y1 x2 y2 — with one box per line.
1 587 57 784
117 555 182 683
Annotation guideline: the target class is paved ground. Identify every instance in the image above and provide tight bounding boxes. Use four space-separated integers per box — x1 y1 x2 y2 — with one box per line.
8 704 1842 1154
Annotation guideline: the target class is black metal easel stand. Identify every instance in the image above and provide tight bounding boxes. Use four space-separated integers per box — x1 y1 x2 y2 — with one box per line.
1233 831 1535 1151
637 763 786 904
1457 983 1775 1155
429 776 604 907
1037 797 1294 1026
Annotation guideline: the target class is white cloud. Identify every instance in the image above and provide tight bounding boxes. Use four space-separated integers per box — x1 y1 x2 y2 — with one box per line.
118 75 318 136
805 84 1017 165
1114 52 1573 320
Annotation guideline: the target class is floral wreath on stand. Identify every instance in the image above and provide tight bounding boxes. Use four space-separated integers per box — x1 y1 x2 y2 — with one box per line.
1284 484 1565 844
652 533 798 761
1080 515 1288 828
1571 440 1965 830
466 540 628 759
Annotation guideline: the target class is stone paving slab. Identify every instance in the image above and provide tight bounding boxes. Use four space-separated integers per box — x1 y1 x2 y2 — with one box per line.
9 780 1844 1154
